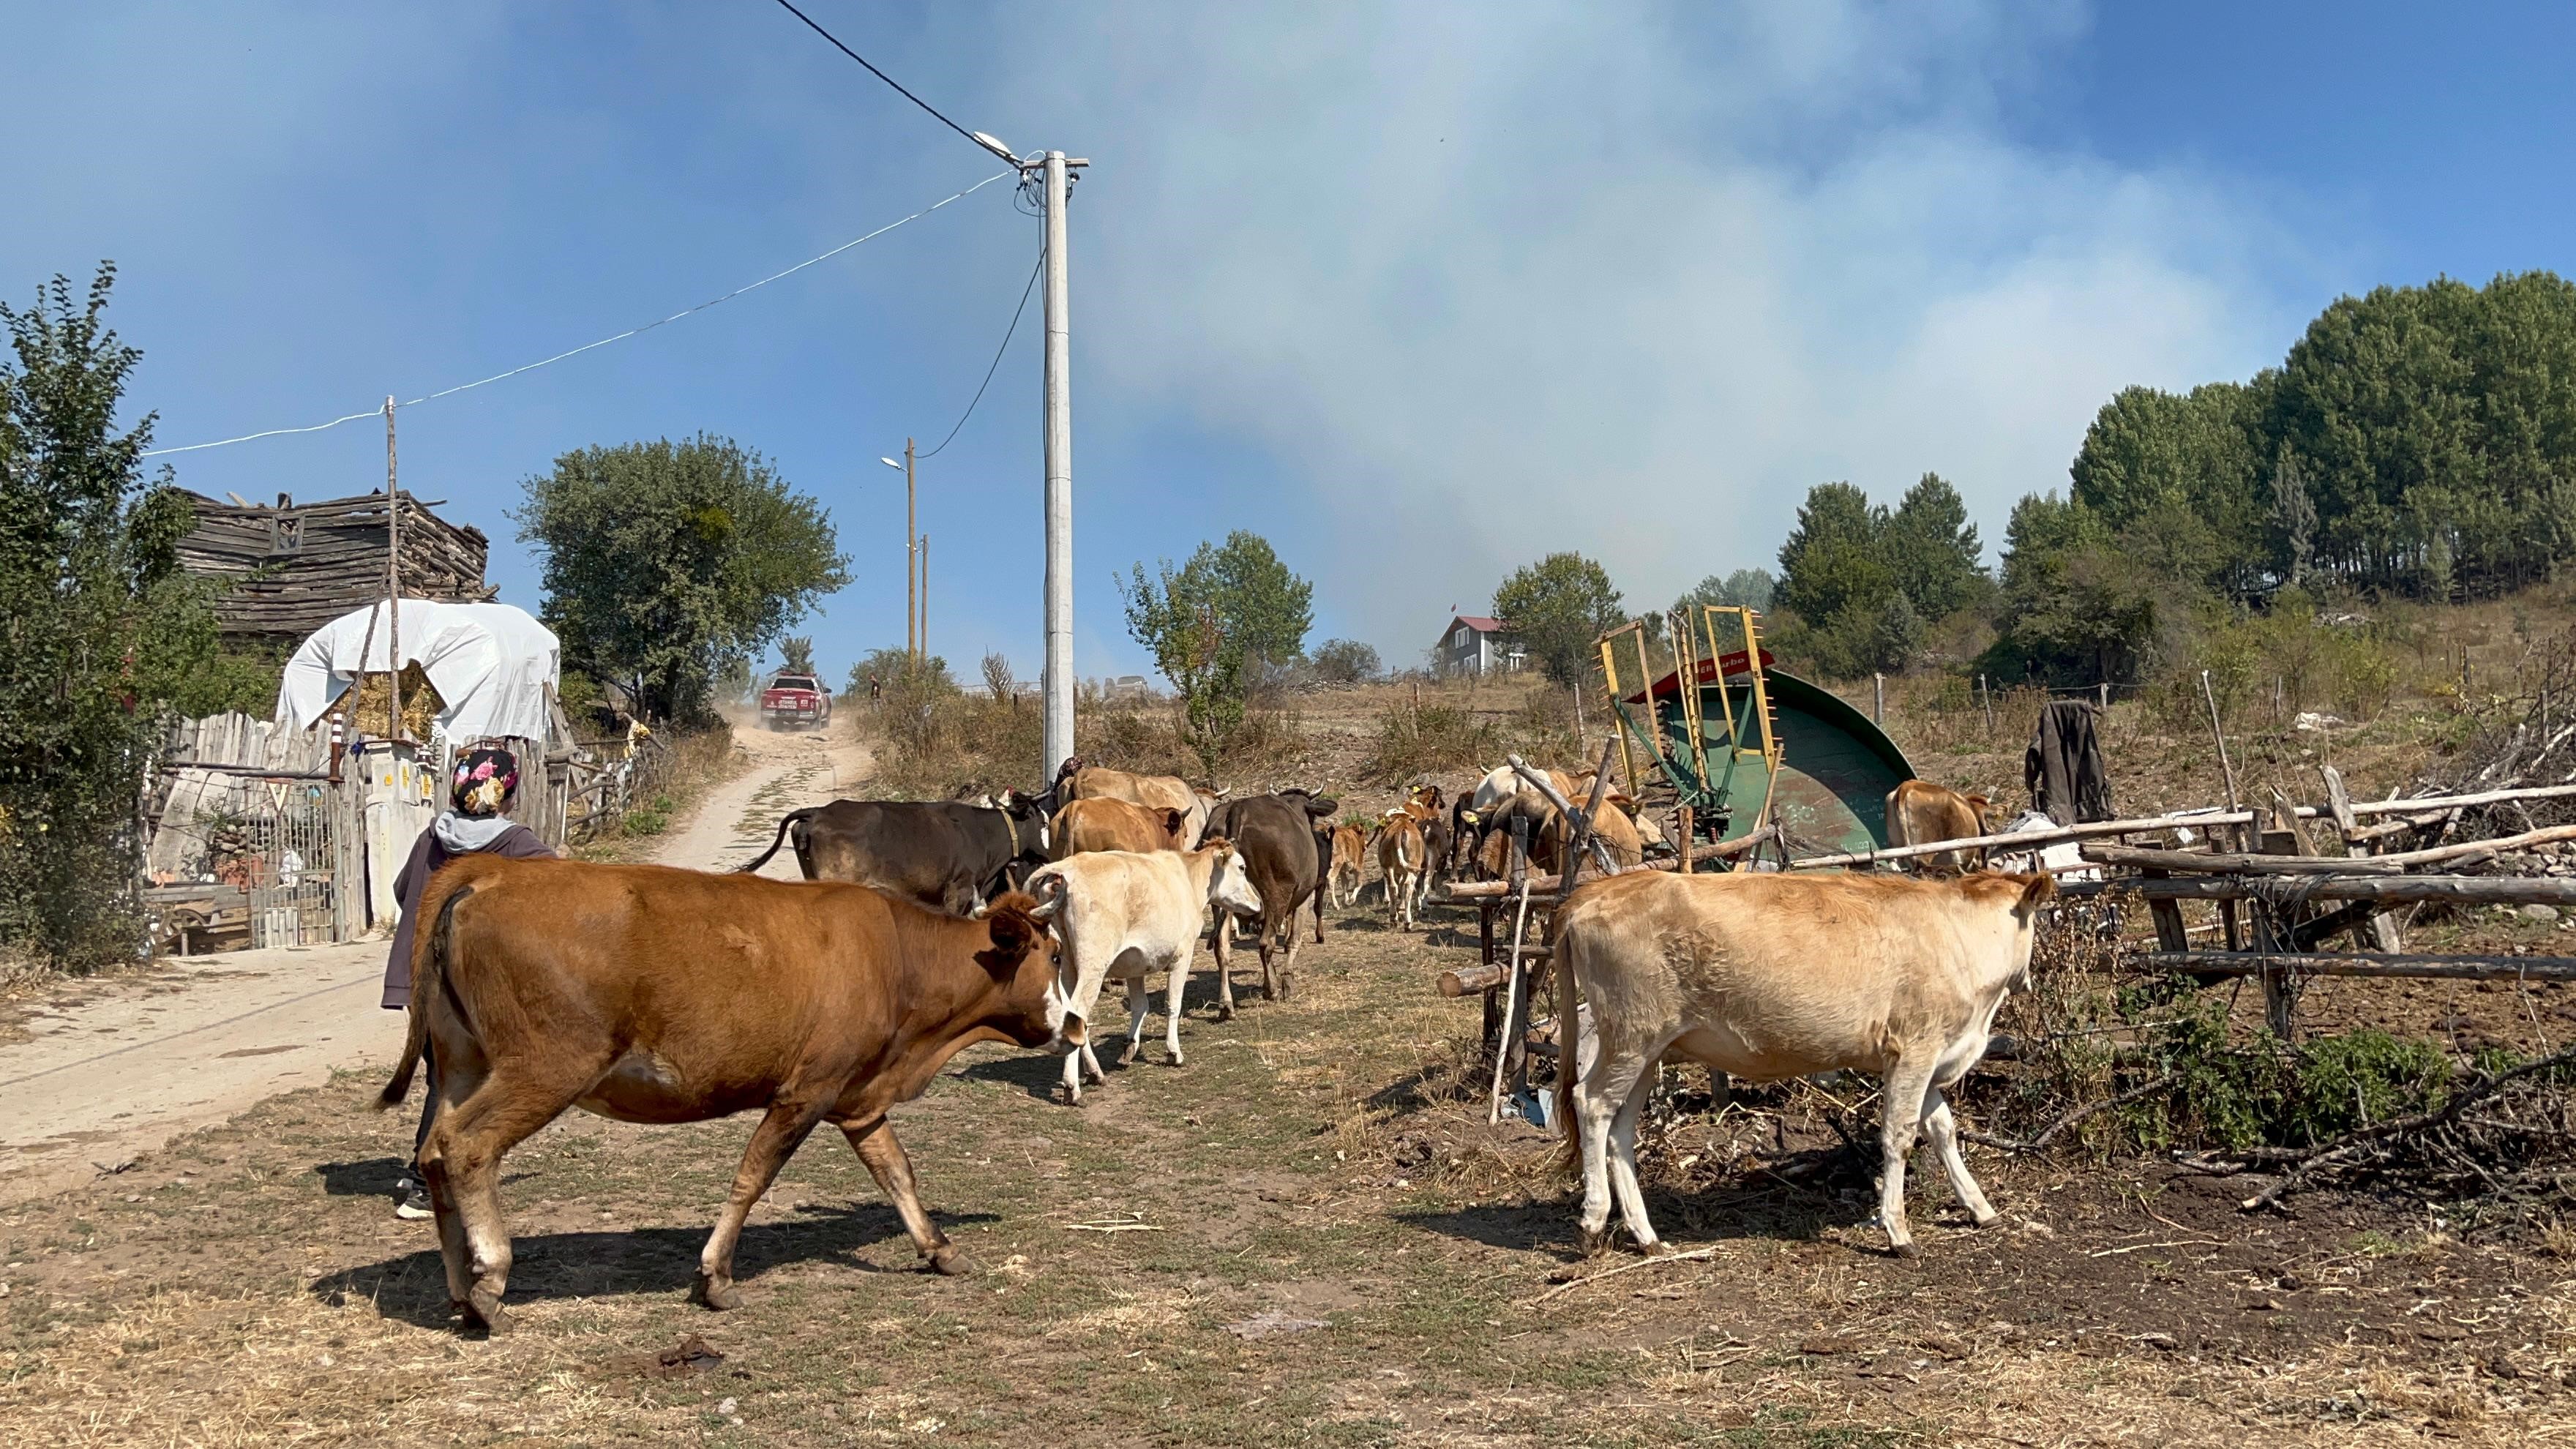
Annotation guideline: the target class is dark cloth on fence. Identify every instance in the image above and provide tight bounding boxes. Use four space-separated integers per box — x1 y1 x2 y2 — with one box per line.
2025 700 2116 826
380 819 551 1010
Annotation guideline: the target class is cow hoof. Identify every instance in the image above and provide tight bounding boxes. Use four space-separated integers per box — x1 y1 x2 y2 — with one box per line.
1636 1238 1671 1258
1885 1239 1919 1261
1116 1046 1140 1067
1968 1209 2000 1230
1214 1005 1234 1022
1577 1227 1614 1257
926 1246 976 1277
1051 1087 1082 1107
691 1273 744 1311
465 1289 511 1335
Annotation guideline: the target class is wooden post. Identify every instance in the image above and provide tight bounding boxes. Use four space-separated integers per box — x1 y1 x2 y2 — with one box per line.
383 397 402 744
2098 681 2110 709
1979 674 1993 733
2255 790 2308 1041
2322 764 2404 952
905 435 918 660
1873 673 1884 724
1677 806 1693 874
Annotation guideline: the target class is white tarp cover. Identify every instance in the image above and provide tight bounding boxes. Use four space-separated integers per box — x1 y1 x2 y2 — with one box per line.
276 599 561 744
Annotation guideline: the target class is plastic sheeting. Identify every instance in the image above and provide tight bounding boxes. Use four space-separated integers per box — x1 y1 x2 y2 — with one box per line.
275 599 561 745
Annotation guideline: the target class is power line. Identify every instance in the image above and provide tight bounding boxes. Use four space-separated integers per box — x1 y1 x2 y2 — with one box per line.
918 247 1042 460
143 171 1011 457
770 0 1007 162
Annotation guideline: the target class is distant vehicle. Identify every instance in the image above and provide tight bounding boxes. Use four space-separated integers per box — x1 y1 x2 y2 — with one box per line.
759 674 832 732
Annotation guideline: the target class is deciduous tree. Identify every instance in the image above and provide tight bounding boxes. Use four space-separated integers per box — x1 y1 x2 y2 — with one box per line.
514 435 847 723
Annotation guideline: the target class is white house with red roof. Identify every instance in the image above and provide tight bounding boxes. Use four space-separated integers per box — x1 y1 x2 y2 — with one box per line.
1435 615 1523 676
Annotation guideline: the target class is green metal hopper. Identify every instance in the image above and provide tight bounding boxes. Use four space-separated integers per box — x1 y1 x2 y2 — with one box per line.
1603 609 1915 858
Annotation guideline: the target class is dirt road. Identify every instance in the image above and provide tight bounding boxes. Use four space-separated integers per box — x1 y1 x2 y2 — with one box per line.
0 716 868 1206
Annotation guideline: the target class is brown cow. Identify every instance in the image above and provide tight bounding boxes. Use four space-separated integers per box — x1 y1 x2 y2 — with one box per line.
1064 766 1214 846
1326 822 1368 907
377 857 1063 1334
1884 779 1996 874
1050 796 1186 858
1202 791 1338 1010
1377 810 1427 932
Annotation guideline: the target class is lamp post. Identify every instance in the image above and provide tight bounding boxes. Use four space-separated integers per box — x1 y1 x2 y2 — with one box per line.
879 449 916 659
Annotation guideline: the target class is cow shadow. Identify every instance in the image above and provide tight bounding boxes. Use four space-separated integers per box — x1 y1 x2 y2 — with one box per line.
310 1199 999 1329
312 1156 408 1196
1399 1145 1871 1262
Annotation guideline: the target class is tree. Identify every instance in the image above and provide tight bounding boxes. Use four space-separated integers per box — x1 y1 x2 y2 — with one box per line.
2269 445 2317 588
1883 473 1989 620
514 435 847 723
1774 482 1891 627
1491 552 1623 688
779 636 816 677
1311 637 1382 685
0 266 220 969
1672 567 1773 615
1120 531 1314 757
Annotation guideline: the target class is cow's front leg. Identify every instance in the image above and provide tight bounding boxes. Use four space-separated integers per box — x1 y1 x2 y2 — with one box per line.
843 1118 973 1275
1162 948 1190 1065
1212 914 1237 1019
1255 912 1279 1001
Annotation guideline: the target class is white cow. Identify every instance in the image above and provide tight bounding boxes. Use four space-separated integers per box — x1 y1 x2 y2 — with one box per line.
1551 868 2054 1257
1027 842 1261 1103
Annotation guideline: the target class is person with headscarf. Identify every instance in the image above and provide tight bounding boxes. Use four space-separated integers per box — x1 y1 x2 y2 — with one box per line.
381 746 557 1219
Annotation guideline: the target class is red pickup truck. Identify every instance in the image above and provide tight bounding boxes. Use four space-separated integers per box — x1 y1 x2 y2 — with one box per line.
758 674 833 732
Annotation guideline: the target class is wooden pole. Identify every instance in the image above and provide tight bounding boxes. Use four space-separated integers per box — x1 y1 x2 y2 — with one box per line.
2062 874 2576 907
1677 806 1693 874
1979 674 1993 733
2199 669 2239 816
905 436 918 660
384 397 403 744
920 533 929 656
1873 672 1884 723
2321 764 2403 951
2137 951 2576 984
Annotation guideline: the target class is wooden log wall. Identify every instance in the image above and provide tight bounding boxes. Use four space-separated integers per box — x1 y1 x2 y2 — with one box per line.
177 490 495 643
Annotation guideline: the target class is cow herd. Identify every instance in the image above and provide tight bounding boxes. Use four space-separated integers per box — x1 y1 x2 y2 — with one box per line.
381 755 2059 1335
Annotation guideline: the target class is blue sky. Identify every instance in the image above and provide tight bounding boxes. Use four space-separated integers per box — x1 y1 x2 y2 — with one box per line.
2 2 2563 686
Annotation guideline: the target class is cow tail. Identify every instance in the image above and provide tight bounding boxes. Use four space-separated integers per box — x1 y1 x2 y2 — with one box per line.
735 808 817 874
1551 899 1581 1172
377 880 475 1110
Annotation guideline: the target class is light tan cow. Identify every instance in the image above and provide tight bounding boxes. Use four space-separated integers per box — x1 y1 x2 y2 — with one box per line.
1065 766 1216 847
1376 811 1427 932
1025 842 1261 1103
1049 796 1186 858
1884 779 1996 875
1326 822 1368 908
1551 869 2053 1257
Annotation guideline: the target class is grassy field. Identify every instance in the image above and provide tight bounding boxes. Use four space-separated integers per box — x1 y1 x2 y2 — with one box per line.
4 894 2569 1446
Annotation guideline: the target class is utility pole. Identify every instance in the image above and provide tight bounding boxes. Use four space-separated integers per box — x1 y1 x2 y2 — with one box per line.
1038 149 1084 779
383 396 403 744
920 533 929 656
904 436 918 660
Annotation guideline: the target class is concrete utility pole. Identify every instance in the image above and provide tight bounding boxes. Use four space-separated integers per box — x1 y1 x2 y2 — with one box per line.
1038 150 1083 779
383 396 402 743
904 435 918 660
920 533 929 656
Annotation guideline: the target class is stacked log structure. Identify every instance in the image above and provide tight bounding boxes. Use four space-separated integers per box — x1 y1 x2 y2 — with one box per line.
177 490 495 644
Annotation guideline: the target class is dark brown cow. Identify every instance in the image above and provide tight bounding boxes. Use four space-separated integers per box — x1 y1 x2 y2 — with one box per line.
1884 779 1996 875
1202 790 1337 1012
377 857 1063 1335
1050 796 1186 858
736 795 1052 913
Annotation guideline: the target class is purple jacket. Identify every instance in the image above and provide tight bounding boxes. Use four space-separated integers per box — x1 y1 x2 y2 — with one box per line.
381 820 553 1010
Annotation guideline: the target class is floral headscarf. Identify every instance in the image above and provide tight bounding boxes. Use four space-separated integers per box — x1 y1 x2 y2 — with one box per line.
451 747 520 817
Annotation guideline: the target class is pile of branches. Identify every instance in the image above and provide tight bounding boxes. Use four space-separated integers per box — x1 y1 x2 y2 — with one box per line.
2415 629 2576 841
2178 1044 2576 1215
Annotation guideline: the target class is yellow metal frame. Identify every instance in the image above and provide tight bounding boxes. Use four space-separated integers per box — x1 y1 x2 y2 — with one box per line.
1595 604 1785 831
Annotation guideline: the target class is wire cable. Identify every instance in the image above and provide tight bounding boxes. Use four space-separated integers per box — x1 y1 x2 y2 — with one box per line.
918 247 1041 460
771 0 998 160
143 171 1011 457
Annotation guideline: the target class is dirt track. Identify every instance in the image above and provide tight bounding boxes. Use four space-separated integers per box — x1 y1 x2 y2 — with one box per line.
0 716 864 1207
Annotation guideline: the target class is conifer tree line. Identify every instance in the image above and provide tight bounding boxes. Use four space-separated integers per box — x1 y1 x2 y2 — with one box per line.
1770 271 2576 684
